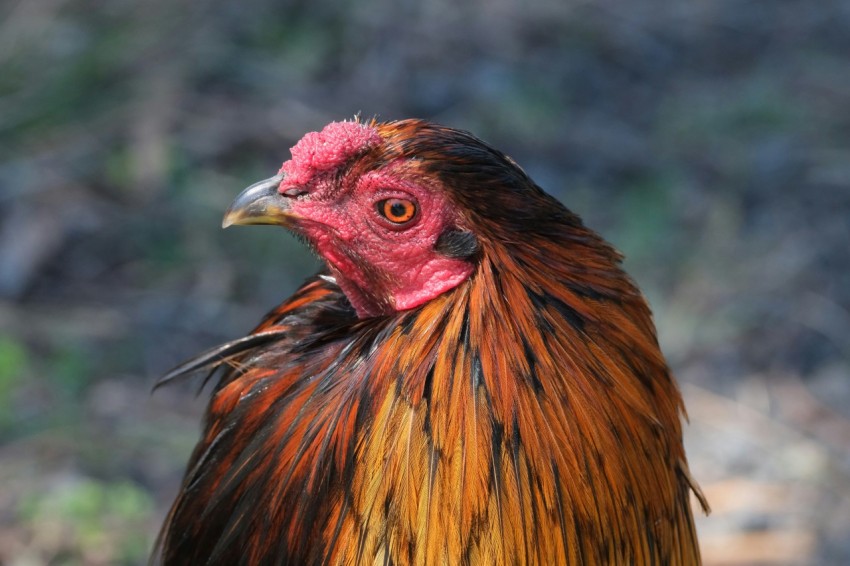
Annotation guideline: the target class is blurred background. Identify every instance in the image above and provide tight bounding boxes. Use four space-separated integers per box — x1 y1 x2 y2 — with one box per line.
1 0 848 564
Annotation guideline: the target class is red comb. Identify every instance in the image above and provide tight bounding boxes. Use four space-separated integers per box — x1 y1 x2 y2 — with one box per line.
279 121 381 186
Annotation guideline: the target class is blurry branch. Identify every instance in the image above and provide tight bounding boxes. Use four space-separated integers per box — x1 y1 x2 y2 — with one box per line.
0 0 64 65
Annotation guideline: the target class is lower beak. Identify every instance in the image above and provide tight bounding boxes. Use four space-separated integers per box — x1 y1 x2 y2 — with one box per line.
222 174 296 228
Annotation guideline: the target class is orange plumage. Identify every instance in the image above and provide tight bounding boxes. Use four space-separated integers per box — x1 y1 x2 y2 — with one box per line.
156 118 708 565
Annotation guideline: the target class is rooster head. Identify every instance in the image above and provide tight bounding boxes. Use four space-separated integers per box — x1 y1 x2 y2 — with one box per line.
223 119 492 319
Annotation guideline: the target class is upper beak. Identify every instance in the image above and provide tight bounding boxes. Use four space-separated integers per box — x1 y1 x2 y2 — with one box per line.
222 174 296 228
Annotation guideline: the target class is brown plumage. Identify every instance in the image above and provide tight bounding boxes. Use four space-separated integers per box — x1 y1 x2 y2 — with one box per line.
156 118 708 565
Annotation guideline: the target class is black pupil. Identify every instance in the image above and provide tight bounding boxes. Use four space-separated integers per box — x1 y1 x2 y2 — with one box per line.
389 202 407 219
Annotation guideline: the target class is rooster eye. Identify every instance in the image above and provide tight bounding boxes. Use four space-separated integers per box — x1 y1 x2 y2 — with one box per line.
376 198 417 225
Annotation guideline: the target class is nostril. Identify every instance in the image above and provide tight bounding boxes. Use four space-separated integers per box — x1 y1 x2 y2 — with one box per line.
281 187 307 197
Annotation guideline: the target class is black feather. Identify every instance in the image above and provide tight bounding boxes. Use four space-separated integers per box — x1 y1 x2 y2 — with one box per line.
435 229 480 258
154 330 289 389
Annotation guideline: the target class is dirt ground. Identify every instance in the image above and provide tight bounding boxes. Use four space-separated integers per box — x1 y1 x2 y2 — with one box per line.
1 1 848 564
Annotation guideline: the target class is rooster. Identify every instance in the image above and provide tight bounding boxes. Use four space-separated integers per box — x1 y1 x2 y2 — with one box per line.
155 118 708 565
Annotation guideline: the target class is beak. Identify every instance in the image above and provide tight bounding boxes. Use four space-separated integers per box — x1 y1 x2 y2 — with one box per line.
222 174 296 228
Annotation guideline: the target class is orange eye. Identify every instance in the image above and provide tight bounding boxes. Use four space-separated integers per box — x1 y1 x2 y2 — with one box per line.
377 198 417 224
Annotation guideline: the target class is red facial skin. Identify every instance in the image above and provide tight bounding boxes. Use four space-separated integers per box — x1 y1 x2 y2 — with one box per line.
276 121 474 318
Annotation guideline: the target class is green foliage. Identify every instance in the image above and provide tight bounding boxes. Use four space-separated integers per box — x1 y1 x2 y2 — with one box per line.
611 174 675 263
0 336 30 431
658 75 805 150
0 335 28 390
17 479 154 565
48 344 95 399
